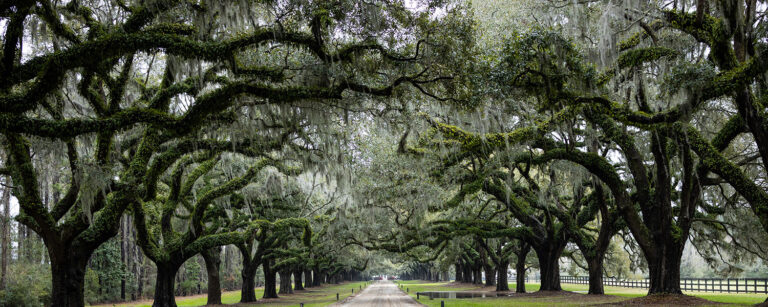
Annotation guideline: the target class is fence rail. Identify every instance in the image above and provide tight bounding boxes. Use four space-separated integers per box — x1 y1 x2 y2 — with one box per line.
561 276 768 294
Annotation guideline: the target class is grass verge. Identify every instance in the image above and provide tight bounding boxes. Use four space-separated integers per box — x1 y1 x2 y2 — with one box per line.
92 281 371 307
394 280 767 306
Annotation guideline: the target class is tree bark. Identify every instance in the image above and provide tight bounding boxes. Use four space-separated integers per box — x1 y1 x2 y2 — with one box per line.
278 270 293 294
240 260 258 302
0 187 10 290
454 263 462 282
496 259 509 291
515 251 527 293
294 270 304 290
472 266 482 285
586 254 605 295
263 260 278 299
463 265 472 283
647 245 683 294
120 218 127 300
484 264 496 287
535 244 563 291
152 263 181 307
50 253 89 307
202 248 222 304
312 266 322 286
304 269 313 288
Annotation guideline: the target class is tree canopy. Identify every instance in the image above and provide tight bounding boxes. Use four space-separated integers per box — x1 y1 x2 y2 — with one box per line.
1 0 768 306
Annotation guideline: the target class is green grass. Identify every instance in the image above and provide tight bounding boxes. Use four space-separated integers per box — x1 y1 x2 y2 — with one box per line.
394 280 768 306
92 280 768 306
93 281 370 307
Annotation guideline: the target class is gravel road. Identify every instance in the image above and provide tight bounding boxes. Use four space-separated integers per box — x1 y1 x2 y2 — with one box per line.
331 281 425 307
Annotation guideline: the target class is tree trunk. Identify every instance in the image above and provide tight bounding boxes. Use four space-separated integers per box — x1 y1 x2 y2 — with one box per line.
647 246 683 294
484 265 496 287
515 242 531 293
0 187 10 290
312 266 322 287
294 270 304 290
240 260 258 302
152 263 181 307
496 260 509 291
463 265 472 283
16 224 23 264
278 270 293 294
586 255 605 295
50 254 88 307
515 264 526 293
202 248 222 304
535 246 562 291
455 263 462 282
263 260 278 299
304 269 313 288
473 267 482 285
120 218 127 300
137 266 144 300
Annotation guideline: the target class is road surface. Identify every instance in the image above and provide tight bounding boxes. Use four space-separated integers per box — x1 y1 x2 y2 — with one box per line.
332 281 424 307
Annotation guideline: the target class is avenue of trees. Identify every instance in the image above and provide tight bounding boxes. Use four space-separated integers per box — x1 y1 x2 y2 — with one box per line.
1 0 768 306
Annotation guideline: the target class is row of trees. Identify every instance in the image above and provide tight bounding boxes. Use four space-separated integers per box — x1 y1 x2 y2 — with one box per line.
349 0 768 301
0 0 471 306
3 0 768 305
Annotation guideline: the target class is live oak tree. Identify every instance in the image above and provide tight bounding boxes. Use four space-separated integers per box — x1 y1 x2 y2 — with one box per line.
461 12 767 293
530 0 768 294
5 0 768 305
132 147 290 307
228 174 312 301
0 0 468 306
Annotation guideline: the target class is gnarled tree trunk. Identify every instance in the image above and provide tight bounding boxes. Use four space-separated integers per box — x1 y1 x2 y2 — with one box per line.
463 265 472 283
586 253 605 295
202 248 222 304
0 187 9 291
484 265 496 287
515 244 529 293
496 259 509 291
535 242 564 291
294 270 304 290
240 260 259 302
152 262 182 307
472 266 482 285
312 266 322 286
263 260 278 299
50 252 89 307
647 243 683 294
304 269 313 288
278 270 293 294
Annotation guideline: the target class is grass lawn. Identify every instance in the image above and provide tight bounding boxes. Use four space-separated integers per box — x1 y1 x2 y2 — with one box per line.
92 281 371 307
395 280 768 306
